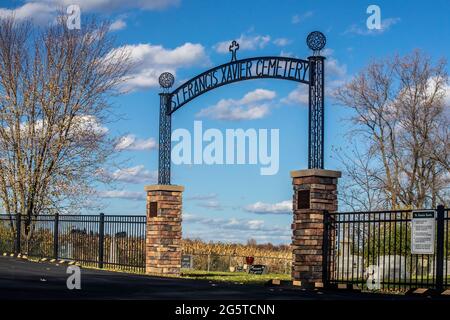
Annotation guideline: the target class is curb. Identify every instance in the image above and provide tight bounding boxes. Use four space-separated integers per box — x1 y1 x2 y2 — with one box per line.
38 257 75 265
1 253 78 266
2 252 28 260
405 288 450 297
266 280 332 290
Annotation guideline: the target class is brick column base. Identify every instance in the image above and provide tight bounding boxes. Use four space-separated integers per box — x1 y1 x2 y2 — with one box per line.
291 169 340 288
145 184 184 275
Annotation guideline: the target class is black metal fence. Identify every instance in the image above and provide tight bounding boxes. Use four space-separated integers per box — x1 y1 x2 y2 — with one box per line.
324 205 449 292
0 214 146 273
0 213 293 276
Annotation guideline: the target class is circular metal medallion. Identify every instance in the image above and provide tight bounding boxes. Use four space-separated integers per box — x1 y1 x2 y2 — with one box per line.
159 72 175 89
307 31 326 52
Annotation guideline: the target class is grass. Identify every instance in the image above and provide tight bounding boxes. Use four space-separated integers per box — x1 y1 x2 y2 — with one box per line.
12 254 291 285
180 269 291 285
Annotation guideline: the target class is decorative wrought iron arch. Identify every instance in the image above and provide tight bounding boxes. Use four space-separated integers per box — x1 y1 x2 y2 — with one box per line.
169 56 310 114
157 31 326 185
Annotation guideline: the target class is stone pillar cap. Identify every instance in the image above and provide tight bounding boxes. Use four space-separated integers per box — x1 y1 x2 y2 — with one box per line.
144 184 184 192
290 169 341 178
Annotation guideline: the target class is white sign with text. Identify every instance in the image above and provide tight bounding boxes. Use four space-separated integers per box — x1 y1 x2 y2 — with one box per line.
411 210 435 255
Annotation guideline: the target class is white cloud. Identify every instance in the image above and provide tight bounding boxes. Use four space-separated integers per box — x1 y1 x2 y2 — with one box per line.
183 214 291 244
244 200 292 214
344 17 401 36
28 0 180 12
196 200 224 210
196 88 276 121
0 1 179 24
197 101 268 121
281 48 348 105
321 49 348 78
113 42 208 91
115 134 157 151
445 83 450 106
1 2 192 92
421 77 450 108
185 193 217 201
0 2 55 24
279 50 295 58
184 215 270 232
427 77 450 106
378 17 402 32
19 115 109 139
214 34 271 54
281 85 308 105
291 11 313 24
247 219 265 230
102 165 157 184
326 58 347 78
123 42 206 66
97 190 145 201
110 18 126 31
185 193 224 210
183 228 290 244
273 38 291 47
73 115 109 135
240 89 276 103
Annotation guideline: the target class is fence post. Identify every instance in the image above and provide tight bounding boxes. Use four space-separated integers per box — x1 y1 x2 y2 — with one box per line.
98 213 105 269
14 214 21 254
53 212 59 259
435 205 445 292
207 253 210 272
322 210 330 288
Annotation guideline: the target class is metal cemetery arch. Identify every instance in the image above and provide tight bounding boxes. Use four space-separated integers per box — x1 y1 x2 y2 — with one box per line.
157 31 326 185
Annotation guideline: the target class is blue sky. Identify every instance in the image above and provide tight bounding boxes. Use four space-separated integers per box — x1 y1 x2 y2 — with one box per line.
2 0 449 244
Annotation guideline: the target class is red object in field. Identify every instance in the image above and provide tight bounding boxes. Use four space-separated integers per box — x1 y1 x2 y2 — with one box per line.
245 256 254 265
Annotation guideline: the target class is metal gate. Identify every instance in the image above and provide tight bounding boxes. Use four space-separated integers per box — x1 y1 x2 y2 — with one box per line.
324 205 449 292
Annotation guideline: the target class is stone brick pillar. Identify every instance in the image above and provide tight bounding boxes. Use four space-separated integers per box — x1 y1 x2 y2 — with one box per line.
291 169 341 288
144 184 184 275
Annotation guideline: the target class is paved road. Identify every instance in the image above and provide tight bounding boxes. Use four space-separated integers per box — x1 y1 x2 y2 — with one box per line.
0 256 444 300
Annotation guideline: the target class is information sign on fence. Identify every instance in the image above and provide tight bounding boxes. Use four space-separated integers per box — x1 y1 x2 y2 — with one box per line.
411 210 435 255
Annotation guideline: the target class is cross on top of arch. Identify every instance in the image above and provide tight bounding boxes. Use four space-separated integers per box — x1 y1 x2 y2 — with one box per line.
229 40 239 62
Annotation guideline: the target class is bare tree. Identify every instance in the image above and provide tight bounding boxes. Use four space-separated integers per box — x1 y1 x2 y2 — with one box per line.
332 144 387 211
334 50 449 210
0 15 130 249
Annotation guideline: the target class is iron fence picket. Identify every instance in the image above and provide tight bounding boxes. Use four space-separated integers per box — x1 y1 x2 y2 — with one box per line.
445 209 449 288
0 215 15 253
435 205 445 291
